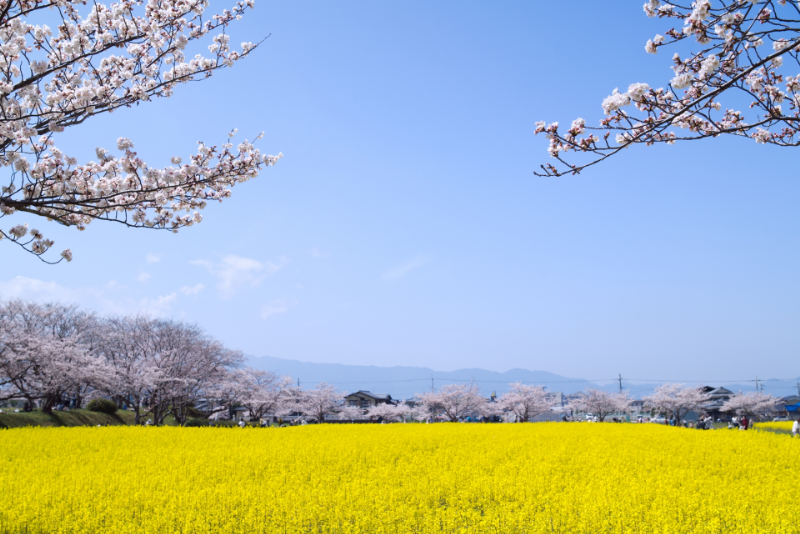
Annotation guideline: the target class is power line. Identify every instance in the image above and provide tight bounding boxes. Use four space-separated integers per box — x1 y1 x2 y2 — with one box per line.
312 376 800 386
622 378 799 383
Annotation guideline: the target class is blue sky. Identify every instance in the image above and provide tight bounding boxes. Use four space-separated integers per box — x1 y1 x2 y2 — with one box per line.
2 1 798 382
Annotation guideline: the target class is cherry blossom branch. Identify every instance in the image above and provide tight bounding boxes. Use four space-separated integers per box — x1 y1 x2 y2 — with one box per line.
535 0 800 177
0 0 279 262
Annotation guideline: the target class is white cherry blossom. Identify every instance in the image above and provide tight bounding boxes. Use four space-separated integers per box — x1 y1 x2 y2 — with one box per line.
536 1 800 176
0 0 280 262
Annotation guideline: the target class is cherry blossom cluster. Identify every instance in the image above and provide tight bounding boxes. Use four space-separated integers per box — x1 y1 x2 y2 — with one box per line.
535 0 800 176
362 401 422 422
417 382 490 422
224 368 296 421
0 0 280 262
568 388 632 422
721 390 778 417
643 383 711 421
0 300 112 413
497 382 555 422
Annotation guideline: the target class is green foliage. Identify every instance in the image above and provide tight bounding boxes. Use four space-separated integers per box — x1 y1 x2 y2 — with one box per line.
87 399 118 415
0 409 135 428
186 406 204 418
184 418 209 427
210 420 238 428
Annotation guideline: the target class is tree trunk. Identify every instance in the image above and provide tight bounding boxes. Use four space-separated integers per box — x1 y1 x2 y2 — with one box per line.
40 394 59 414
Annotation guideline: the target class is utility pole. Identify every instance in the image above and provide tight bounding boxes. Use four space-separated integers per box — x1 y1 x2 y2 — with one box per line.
796 382 799 397
618 374 623 393
297 378 300 388
755 376 759 393
431 375 434 393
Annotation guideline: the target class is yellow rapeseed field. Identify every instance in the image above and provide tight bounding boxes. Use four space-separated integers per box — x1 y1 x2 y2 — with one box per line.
755 421 795 432
0 424 797 533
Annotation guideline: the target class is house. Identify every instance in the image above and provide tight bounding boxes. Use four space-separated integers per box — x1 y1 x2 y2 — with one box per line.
564 392 584 404
701 387 734 419
344 391 394 408
774 395 800 417
779 395 800 407
403 397 421 407
630 400 648 415
230 406 248 422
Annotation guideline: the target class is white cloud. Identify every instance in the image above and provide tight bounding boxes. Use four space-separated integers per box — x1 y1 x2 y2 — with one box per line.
261 299 290 319
309 247 329 258
0 276 81 303
180 283 205 296
146 253 161 264
191 255 285 298
382 256 429 281
137 272 151 283
138 293 177 315
0 276 178 317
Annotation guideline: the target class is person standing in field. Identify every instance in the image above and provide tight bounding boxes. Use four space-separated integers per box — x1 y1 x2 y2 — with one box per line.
741 416 748 430
792 418 799 438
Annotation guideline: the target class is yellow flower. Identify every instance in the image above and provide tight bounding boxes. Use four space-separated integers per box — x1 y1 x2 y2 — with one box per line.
0 424 796 533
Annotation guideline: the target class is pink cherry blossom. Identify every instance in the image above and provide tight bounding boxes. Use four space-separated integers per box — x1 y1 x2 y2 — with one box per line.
568 388 632 422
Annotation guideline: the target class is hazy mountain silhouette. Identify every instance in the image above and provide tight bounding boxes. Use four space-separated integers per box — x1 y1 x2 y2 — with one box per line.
246 355 800 400
245 355 597 398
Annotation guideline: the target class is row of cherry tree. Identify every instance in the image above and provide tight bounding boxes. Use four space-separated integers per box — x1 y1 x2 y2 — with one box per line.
643 383 779 421
413 383 780 423
0 299 353 425
0 300 780 424
0 300 556 425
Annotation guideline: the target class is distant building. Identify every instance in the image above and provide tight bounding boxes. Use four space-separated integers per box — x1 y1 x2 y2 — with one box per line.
403 397 421 407
564 392 584 405
231 406 248 422
545 392 565 407
630 400 647 414
701 387 734 419
344 391 394 408
775 395 800 417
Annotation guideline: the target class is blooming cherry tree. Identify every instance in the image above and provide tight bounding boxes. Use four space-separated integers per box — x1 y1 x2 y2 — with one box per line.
535 0 800 176
366 402 413 423
98 314 242 424
0 0 281 262
417 382 486 422
229 368 294 422
335 403 365 422
297 382 342 423
498 382 554 422
643 383 711 421
721 390 778 420
569 388 633 422
0 300 111 412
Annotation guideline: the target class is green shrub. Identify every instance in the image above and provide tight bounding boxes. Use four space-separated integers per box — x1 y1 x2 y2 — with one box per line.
185 406 204 418
210 420 238 428
184 418 208 427
86 399 118 414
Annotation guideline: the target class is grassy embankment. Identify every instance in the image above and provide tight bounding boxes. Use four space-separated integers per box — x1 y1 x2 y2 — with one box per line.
0 409 180 428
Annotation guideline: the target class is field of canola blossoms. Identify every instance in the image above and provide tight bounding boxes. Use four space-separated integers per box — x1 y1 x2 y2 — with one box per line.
755 421 795 432
0 424 797 533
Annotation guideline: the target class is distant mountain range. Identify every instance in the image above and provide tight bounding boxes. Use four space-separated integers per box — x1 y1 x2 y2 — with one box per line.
245 355 595 398
245 355 800 400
